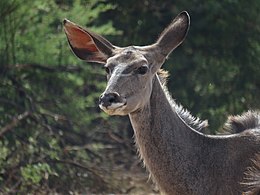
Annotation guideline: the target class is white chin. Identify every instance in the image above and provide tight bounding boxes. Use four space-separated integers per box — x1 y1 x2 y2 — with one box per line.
99 103 127 116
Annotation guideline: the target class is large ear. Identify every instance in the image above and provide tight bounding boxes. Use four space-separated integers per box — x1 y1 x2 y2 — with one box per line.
63 19 116 64
155 11 190 57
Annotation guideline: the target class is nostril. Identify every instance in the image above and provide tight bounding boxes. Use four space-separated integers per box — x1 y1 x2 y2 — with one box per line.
99 92 121 107
108 95 116 103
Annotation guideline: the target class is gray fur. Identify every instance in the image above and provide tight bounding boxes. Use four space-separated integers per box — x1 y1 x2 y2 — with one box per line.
64 11 260 195
130 75 260 195
242 154 260 195
224 111 260 134
162 81 209 132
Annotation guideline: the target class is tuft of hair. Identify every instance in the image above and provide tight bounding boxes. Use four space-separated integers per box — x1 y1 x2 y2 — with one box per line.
242 154 260 195
223 111 260 134
174 104 209 132
157 69 169 86
158 72 209 132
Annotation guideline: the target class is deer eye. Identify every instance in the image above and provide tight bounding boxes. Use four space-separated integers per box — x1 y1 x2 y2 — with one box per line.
136 65 148 75
104 67 110 74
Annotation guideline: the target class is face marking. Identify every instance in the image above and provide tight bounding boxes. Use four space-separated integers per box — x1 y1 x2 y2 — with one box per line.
105 48 149 77
64 12 190 117
97 47 152 115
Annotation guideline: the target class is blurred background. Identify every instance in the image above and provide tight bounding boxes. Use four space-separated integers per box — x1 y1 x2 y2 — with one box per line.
0 0 259 194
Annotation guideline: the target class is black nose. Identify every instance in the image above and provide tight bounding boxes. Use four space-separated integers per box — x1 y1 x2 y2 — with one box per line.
99 92 121 107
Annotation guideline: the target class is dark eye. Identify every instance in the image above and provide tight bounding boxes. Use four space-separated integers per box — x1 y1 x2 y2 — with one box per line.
104 67 110 74
136 65 148 75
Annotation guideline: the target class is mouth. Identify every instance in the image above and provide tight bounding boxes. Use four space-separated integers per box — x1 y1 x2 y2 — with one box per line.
99 100 127 115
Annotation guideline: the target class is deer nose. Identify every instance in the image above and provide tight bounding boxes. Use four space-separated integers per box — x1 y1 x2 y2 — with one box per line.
99 92 121 108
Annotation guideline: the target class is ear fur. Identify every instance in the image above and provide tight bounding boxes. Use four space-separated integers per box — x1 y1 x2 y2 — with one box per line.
63 12 189 65
156 11 190 57
139 11 190 74
63 19 115 63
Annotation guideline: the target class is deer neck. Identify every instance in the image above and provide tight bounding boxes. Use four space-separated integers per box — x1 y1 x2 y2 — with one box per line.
129 74 202 194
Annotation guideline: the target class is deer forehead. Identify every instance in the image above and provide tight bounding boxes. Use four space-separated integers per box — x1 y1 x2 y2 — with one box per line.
106 47 148 67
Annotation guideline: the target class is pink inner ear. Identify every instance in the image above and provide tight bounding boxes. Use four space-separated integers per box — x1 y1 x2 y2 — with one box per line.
65 24 99 53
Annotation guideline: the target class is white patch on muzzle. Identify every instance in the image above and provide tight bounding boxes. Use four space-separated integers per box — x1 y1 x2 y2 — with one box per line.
99 101 127 115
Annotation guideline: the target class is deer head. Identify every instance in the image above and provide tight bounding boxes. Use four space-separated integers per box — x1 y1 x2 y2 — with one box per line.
64 11 190 116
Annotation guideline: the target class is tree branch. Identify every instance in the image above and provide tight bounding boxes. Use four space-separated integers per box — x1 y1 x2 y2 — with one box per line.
0 111 30 137
15 64 82 73
48 159 108 185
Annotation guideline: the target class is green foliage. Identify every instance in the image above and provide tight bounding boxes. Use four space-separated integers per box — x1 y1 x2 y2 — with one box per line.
0 141 9 178
173 0 260 131
0 0 259 193
0 0 118 193
21 163 53 185
0 0 118 66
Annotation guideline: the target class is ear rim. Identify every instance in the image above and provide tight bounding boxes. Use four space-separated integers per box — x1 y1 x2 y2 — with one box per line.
63 19 116 64
136 11 190 74
155 11 190 57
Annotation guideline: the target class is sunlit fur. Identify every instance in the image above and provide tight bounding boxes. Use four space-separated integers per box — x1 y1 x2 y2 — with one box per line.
157 69 208 132
64 11 260 195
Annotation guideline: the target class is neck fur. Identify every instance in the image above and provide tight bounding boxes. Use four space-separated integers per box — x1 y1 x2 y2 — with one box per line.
129 75 204 194
128 74 259 195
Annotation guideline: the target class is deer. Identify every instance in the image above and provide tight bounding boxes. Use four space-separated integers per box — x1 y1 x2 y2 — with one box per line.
63 11 260 195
